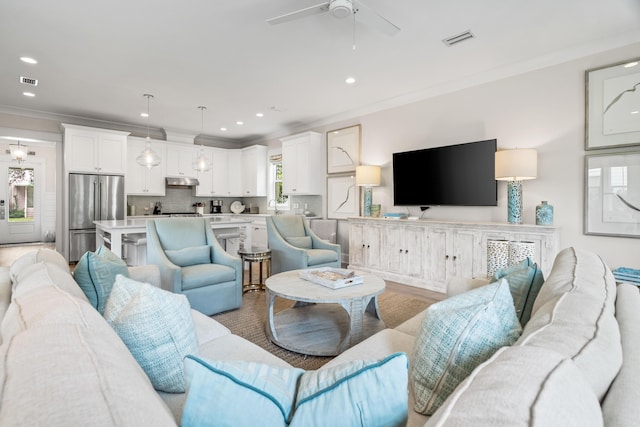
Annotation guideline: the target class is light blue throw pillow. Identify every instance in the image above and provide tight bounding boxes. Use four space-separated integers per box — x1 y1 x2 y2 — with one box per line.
104 275 198 393
73 245 129 314
183 357 303 427
289 353 408 427
411 279 522 415
493 257 544 326
164 245 211 267
182 352 408 427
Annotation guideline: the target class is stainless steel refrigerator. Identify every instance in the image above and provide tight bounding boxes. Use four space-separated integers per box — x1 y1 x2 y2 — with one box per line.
68 173 124 262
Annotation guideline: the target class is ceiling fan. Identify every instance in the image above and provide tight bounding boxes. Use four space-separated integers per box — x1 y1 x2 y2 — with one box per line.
266 0 400 36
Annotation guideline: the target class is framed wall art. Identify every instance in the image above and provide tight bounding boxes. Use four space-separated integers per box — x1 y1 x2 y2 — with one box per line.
327 174 358 219
327 124 361 174
584 150 640 238
586 58 640 150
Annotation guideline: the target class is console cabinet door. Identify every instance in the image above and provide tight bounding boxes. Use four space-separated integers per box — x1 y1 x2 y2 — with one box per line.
426 228 448 285
385 225 423 278
349 221 383 270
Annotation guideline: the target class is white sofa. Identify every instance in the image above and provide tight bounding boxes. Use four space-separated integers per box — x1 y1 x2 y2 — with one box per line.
0 247 637 426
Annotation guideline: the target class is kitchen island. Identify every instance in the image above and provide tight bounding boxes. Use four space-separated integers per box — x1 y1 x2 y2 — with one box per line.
94 217 253 259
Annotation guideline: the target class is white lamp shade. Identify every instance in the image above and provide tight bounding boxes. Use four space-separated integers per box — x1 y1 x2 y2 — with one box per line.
495 149 537 181
356 165 381 186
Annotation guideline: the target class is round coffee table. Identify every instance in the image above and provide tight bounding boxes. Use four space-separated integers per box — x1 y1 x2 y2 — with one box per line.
265 269 386 356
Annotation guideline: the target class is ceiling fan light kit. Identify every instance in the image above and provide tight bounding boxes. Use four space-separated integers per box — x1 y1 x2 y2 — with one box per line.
330 0 353 18
266 0 400 37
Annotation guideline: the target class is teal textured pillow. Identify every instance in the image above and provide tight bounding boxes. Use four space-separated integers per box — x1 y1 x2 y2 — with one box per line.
289 352 408 427
104 275 198 393
183 356 303 426
410 279 522 415
285 236 313 249
164 245 211 267
73 245 129 314
493 258 544 326
182 352 408 427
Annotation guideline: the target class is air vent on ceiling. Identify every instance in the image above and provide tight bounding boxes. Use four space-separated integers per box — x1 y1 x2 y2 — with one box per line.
442 30 474 47
19 76 38 86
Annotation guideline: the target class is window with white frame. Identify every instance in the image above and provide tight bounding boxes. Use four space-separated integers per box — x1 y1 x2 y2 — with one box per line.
268 153 290 211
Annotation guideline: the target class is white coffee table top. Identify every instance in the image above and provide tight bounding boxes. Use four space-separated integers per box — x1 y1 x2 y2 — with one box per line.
265 269 385 303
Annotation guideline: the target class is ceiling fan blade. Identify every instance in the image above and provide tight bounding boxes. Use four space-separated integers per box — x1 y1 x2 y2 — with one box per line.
353 1 400 36
266 2 331 25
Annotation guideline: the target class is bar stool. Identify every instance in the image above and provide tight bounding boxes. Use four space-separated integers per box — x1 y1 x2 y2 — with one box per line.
237 247 272 293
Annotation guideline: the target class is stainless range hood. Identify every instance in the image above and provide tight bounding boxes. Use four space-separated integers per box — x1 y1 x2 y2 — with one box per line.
166 177 200 187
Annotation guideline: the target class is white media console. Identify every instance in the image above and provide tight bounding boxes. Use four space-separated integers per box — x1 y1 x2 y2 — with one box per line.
348 217 560 294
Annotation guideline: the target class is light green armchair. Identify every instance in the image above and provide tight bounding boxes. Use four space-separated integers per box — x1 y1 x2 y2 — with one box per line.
266 215 341 274
146 218 242 315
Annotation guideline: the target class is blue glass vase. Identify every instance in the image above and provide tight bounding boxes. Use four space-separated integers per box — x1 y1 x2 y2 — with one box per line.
536 201 554 225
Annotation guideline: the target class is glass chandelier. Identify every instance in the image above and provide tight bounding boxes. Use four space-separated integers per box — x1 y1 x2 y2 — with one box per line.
193 105 212 172
136 93 161 169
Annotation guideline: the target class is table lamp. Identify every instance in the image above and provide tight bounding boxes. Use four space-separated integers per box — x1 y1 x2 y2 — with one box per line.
495 149 537 224
356 165 381 217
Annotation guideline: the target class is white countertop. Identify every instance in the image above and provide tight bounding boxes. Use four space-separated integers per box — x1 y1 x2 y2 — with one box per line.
95 217 252 230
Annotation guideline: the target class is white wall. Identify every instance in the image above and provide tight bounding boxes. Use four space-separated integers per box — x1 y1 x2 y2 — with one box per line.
267 42 640 270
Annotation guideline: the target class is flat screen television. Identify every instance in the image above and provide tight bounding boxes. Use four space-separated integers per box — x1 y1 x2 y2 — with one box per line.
393 139 497 206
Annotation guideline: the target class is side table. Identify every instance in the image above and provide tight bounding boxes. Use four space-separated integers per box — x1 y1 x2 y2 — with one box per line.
237 247 271 293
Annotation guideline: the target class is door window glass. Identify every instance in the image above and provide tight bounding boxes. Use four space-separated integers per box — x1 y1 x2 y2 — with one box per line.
8 167 34 222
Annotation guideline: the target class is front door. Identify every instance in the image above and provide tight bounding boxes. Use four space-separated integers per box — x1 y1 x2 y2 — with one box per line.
0 161 42 244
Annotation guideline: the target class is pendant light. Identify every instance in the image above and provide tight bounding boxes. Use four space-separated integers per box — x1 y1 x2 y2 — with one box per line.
193 105 212 172
136 93 161 169
9 141 29 164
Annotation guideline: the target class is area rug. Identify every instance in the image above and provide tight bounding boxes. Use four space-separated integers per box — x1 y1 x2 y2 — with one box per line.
211 289 432 370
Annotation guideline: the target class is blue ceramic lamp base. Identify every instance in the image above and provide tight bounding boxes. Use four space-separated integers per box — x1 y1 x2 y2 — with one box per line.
507 180 523 224
363 186 373 217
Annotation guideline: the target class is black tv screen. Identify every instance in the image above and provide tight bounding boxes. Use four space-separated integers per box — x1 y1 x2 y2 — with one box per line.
393 139 497 206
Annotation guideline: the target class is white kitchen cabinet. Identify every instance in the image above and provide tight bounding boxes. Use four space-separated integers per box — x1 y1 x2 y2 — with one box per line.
63 124 128 174
280 131 323 195
240 145 267 197
195 148 228 197
126 137 166 195
226 150 242 197
165 144 197 178
349 218 560 294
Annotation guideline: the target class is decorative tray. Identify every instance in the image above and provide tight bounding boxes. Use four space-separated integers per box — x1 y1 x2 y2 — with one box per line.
300 267 364 289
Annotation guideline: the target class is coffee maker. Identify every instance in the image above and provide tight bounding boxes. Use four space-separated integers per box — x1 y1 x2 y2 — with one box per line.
210 200 222 213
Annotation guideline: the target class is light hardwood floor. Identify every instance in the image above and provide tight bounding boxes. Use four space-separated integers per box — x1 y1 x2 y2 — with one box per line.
0 243 446 304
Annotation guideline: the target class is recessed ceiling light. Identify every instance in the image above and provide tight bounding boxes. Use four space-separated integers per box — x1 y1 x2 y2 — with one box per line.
624 62 638 68
23 92 35 97
631 111 639 115
220 127 227 131
20 57 37 64
345 76 356 84
256 113 264 118
236 121 244 125
140 112 149 117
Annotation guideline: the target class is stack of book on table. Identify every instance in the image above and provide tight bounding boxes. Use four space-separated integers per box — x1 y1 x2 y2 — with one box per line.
612 267 640 286
300 268 364 289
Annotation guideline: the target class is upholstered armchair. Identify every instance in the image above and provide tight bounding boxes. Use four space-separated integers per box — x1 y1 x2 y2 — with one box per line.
266 215 341 274
146 218 242 315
